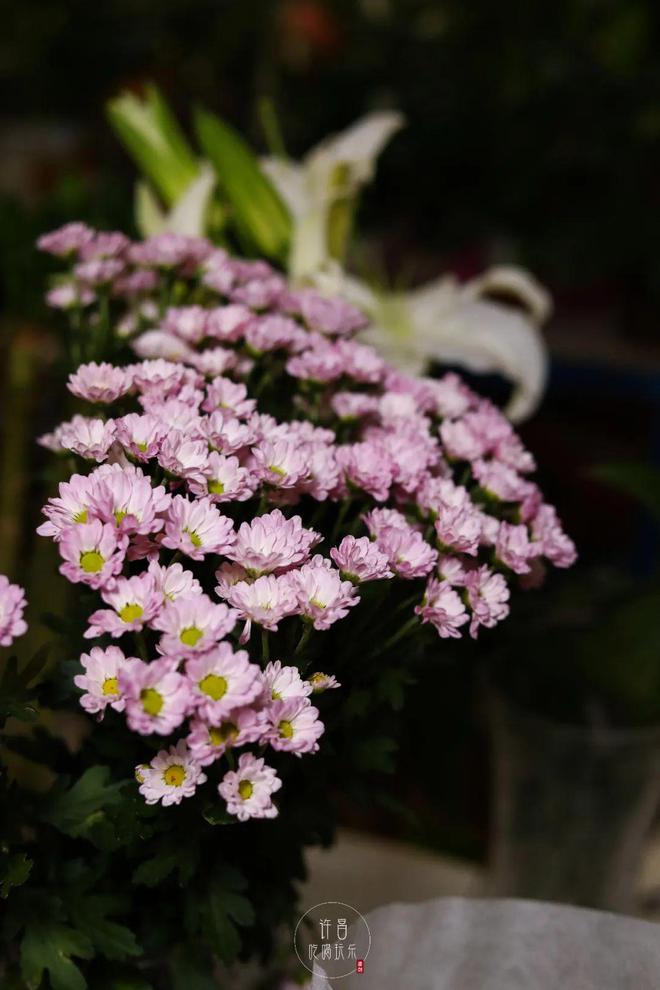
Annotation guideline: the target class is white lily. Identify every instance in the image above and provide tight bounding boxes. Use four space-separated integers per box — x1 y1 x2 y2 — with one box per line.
261 110 404 280
135 164 216 238
312 263 551 423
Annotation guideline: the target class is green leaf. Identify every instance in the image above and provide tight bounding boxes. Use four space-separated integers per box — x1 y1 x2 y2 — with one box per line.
590 461 660 524
354 735 398 773
107 85 199 206
0 852 33 899
169 946 216 990
132 851 179 887
203 867 255 965
43 767 124 838
202 803 237 826
21 920 93 990
69 896 141 962
0 649 50 724
194 107 291 260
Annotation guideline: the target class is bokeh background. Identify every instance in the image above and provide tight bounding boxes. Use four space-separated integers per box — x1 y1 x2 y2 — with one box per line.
3 0 660 894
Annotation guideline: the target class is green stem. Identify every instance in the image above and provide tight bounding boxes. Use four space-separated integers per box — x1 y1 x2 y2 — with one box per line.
371 614 419 659
294 623 312 658
135 631 150 663
261 628 270 663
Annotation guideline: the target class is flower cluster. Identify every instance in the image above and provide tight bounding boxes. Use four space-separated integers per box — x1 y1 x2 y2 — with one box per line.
38 225 575 819
0 575 28 647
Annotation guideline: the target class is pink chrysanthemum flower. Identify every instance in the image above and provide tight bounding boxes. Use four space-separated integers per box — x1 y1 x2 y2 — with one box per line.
148 560 203 602
465 565 510 639
288 556 359 630
162 496 235 560
375 526 438 579
251 439 310 490
363 507 411 538
74 645 134 714
133 329 195 363
138 740 207 806
218 753 282 821
226 510 320 576
128 232 211 269
188 452 256 503
336 441 393 502
59 415 117 462
530 504 577 568
88 466 170 536
200 411 256 455
245 314 306 354
157 431 210 481
472 458 538 506
415 578 469 639
262 661 312 703
286 341 345 383
114 413 168 462
437 554 469 585
203 376 256 418
185 643 262 720
187 707 265 765
37 221 94 257
204 303 254 341
46 282 96 310
58 519 126 589
495 522 538 574
301 442 341 502
435 504 483 556
152 594 237 659
67 362 132 404
80 230 129 260
162 305 209 344
85 572 162 639
332 391 380 421
307 672 341 693
224 574 298 640
214 562 251 598
74 258 125 286
192 346 238 378
330 536 393 584
285 288 366 336
265 697 325 755
121 657 190 735
0 575 27 647
37 474 93 539
130 359 195 396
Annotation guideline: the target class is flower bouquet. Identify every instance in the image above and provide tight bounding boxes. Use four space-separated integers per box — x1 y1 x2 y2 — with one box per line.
0 215 575 987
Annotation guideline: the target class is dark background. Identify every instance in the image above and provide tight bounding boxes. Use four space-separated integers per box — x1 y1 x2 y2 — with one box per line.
2 0 660 860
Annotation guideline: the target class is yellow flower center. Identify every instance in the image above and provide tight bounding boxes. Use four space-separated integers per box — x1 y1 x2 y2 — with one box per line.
73 508 88 524
278 719 294 739
271 689 282 700
114 509 128 525
238 779 253 800
80 550 105 573
118 602 143 623
137 441 148 452
184 527 202 548
102 676 119 696
199 674 227 701
268 464 286 476
208 722 237 747
141 687 164 716
208 480 225 495
310 598 326 609
163 764 186 787
180 626 203 647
